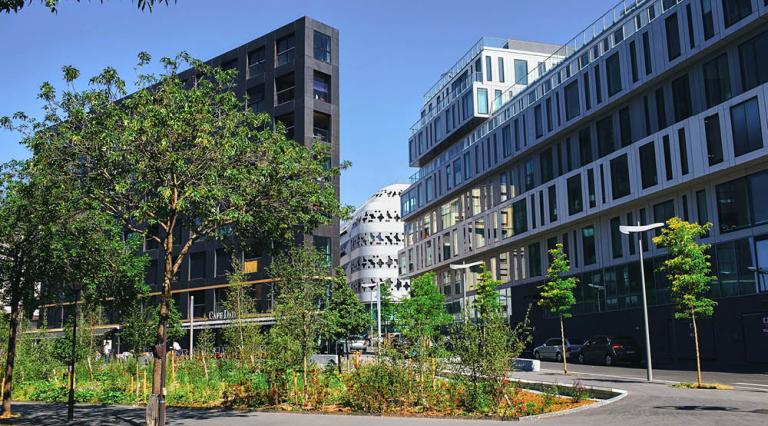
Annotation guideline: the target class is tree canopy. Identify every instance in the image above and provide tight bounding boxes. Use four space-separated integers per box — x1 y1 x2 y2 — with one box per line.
0 0 172 14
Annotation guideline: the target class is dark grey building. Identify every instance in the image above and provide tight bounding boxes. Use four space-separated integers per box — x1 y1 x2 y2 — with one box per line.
400 0 768 365
43 16 341 345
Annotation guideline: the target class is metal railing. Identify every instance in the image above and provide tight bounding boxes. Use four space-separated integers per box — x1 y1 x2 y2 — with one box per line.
409 0 684 184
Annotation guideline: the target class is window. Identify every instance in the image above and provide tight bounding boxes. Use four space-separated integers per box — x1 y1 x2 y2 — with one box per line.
548 185 558 222
583 74 591 110
663 135 674 180
606 53 622 97
730 97 763 157
665 13 681 61
579 127 593 166
485 56 493 81
678 128 689 175
528 242 542 277
276 112 294 139
515 59 528 84
564 80 580 120
629 41 639 83
582 226 596 265
313 111 331 142
739 31 768 91
189 251 206 280
494 89 503 111
597 116 615 157
190 290 206 318
145 260 157 286
671 75 692 122
655 88 667 130
502 125 512 157
587 169 597 208
611 217 623 258
246 84 265 112
524 159 535 191
546 98 553 132
687 4 696 49
567 175 583 215
610 154 630 199
642 32 653 75
653 200 676 226
619 107 632 147
215 248 232 277
453 158 462 185
639 142 658 188
313 71 331 102
703 54 732 108
275 73 295 104
704 114 724 165
314 31 332 63
696 189 709 226
701 0 715 40
425 176 434 202
594 64 603 104
722 0 752 28
247 46 266 77
463 153 471 181
540 148 554 182
513 199 528 235
276 34 295 66
717 177 750 232
534 105 543 137
314 236 332 265
477 88 489 114
498 57 505 83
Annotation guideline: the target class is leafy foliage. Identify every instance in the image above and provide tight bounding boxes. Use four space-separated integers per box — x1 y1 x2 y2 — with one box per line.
652 218 717 319
323 268 368 346
221 261 265 368
0 0 172 14
538 244 578 318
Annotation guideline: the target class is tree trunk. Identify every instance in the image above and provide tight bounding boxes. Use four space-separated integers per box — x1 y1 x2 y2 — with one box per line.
560 315 568 375
691 310 702 387
150 229 174 426
1 301 20 418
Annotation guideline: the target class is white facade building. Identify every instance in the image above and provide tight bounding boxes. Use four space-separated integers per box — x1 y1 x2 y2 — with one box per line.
340 184 410 307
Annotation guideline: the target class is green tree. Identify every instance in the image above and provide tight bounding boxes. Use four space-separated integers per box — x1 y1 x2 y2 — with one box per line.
452 267 523 411
0 161 145 418
0 0 171 14
221 260 265 369
323 268 368 364
195 329 216 381
538 243 577 375
3 52 346 421
395 272 452 403
379 279 396 330
653 218 716 387
269 247 330 397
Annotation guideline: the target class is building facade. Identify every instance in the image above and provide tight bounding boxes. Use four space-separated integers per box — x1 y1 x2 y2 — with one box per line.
44 17 341 345
340 184 410 314
399 0 768 365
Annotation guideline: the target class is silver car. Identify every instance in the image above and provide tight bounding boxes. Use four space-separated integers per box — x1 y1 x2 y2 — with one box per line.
533 338 582 362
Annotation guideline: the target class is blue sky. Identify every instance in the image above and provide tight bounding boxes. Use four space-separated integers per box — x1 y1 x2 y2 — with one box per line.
0 0 613 208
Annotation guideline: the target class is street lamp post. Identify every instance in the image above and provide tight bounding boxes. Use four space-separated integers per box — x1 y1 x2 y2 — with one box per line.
450 261 484 322
361 282 382 347
620 222 664 382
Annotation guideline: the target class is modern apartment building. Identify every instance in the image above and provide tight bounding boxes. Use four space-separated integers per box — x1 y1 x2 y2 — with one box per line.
43 17 341 343
340 184 410 317
399 0 768 365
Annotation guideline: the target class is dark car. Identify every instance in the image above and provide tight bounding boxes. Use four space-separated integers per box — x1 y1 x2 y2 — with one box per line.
576 335 641 366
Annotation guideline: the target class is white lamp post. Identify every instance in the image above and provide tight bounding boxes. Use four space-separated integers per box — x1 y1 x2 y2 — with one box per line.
450 261 484 322
361 282 383 347
620 222 664 382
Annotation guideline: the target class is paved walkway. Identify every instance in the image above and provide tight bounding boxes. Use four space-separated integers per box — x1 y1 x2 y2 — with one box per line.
3 363 767 425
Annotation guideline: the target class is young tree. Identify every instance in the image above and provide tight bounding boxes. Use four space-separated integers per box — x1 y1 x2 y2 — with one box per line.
323 268 368 366
538 243 577 375
3 52 346 422
395 272 452 403
269 247 330 396
196 329 216 381
379 279 396 330
653 218 716 387
222 261 265 368
452 267 523 410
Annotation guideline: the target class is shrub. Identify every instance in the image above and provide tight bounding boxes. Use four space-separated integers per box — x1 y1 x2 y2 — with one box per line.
342 361 413 413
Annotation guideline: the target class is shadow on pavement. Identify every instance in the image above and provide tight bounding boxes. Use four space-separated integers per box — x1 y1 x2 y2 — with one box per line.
2 403 251 425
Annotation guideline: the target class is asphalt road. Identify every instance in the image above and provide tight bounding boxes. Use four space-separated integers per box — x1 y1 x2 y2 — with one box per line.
3 363 767 425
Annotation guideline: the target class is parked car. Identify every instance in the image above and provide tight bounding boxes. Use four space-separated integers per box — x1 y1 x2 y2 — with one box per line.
349 335 368 352
533 338 583 362
576 335 641 366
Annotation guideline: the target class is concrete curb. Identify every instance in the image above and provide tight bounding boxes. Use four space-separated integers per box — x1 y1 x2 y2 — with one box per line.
513 378 628 422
